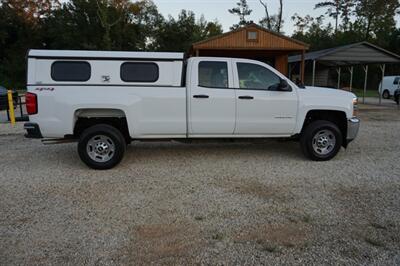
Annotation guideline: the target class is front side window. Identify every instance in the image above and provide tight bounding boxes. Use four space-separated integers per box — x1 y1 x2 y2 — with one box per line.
394 77 400 85
121 62 159 82
51 61 91 82
237 63 281 90
198 61 229 88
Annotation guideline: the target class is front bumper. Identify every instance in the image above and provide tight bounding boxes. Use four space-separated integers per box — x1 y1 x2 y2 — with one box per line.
24 123 43 139
347 117 360 142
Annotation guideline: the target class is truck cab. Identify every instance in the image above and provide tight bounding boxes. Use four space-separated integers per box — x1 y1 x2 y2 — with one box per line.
187 57 298 136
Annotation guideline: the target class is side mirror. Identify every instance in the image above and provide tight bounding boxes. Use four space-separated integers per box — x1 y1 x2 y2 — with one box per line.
278 79 292 92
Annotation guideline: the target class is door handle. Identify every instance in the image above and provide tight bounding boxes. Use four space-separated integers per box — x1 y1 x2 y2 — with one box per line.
238 96 254 100
193 95 209 99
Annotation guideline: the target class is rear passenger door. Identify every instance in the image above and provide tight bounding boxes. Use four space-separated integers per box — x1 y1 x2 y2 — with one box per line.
188 58 236 135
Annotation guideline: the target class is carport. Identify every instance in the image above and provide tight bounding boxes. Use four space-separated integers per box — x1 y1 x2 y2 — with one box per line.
288 42 400 103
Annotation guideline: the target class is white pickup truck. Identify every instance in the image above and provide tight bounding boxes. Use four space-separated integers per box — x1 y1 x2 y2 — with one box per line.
24 50 360 169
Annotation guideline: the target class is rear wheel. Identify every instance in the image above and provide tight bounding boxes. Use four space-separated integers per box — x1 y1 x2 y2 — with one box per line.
382 90 390 99
300 120 342 161
78 124 126 170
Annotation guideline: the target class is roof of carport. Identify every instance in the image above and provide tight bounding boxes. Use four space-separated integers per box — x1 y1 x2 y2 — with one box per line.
288 42 400 66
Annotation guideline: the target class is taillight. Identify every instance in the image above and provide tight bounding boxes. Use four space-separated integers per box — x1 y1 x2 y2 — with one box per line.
26 92 38 115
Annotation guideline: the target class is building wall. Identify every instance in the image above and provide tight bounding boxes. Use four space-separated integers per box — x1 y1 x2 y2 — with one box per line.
275 55 288 76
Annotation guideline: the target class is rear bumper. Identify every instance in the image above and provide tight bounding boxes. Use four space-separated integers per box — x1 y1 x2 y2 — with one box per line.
24 123 43 139
347 117 360 142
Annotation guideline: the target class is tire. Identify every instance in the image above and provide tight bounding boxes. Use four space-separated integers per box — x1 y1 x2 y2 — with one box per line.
78 124 126 170
382 90 390 99
300 120 342 161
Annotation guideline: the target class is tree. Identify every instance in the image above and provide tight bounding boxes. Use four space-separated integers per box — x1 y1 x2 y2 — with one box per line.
259 0 284 32
314 0 357 33
354 0 400 40
1 0 60 23
151 10 222 52
277 0 283 32
259 0 271 30
228 0 252 30
96 0 124 50
0 0 61 88
314 1 340 33
339 0 354 31
41 0 162 51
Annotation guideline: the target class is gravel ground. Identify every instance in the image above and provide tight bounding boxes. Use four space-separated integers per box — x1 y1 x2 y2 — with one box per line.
1 106 400 265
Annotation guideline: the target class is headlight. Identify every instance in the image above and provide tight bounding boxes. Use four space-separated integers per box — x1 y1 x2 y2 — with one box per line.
352 97 358 117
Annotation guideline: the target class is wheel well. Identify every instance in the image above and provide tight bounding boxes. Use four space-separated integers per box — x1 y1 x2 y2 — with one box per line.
73 109 131 143
302 110 347 146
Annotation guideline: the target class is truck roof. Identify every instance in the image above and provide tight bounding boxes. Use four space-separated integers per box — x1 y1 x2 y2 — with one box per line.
28 49 185 61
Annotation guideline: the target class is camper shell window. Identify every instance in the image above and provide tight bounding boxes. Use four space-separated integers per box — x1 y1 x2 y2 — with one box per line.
121 62 159 83
51 61 91 82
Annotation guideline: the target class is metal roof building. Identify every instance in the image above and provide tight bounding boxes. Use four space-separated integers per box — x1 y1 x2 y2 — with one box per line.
288 42 400 103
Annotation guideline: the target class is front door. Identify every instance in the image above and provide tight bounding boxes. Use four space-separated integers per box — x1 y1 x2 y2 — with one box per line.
233 60 298 135
189 59 236 135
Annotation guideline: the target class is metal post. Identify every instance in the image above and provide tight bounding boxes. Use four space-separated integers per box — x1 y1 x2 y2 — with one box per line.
7 90 16 125
19 95 23 117
363 65 368 104
312 60 316 87
349 66 354 92
379 64 386 105
337 67 341 89
300 50 305 84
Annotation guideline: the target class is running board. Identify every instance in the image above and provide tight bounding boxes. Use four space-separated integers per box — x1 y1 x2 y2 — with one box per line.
41 138 77 145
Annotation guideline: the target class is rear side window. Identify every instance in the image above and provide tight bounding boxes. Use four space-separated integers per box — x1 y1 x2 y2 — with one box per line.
51 61 91 82
394 77 400 85
199 61 229 88
121 62 159 82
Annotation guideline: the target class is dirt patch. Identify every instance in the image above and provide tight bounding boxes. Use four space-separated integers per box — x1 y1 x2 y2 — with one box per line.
115 222 203 264
329 185 399 221
329 185 400 250
358 108 400 122
234 222 312 250
218 179 296 203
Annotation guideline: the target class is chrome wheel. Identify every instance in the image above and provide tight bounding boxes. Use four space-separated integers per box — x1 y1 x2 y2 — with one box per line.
86 135 115 163
312 129 336 156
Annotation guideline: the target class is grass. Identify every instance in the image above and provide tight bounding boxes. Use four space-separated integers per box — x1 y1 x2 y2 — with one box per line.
302 214 312 224
262 243 279 252
370 222 387 230
364 236 385 247
194 215 204 221
211 232 224 241
351 88 379 98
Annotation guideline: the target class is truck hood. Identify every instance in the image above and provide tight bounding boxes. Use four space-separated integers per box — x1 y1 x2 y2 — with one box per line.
297 86 356 119
301 86 356 99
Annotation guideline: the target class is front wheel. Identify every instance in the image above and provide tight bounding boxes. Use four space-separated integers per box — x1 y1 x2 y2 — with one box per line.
300 120 343 161
382 90 390 99
78 124 126 170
